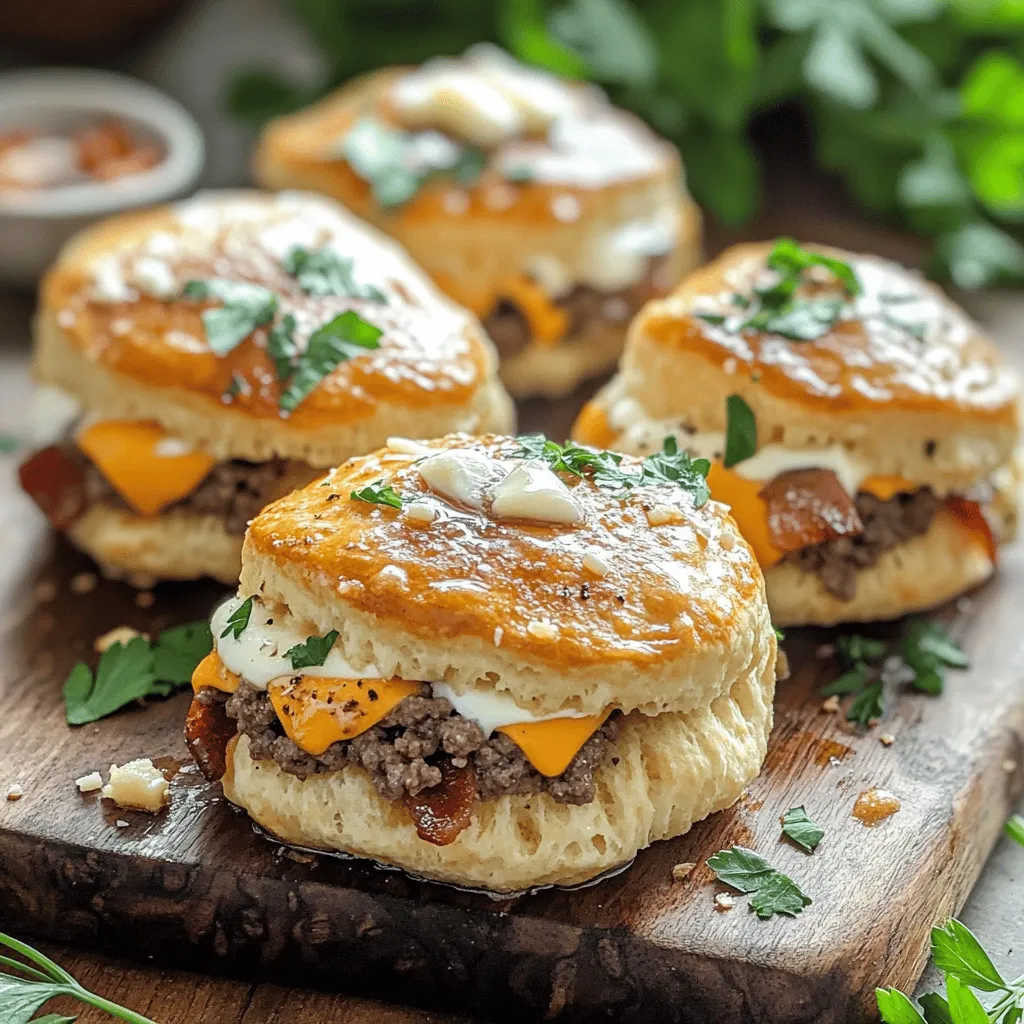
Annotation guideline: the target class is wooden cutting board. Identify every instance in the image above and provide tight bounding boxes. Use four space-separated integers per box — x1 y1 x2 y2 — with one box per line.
0 300 1022 1024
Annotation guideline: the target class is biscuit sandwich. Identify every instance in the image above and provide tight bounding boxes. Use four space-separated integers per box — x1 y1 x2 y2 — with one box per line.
19 190 513 585
185 433 776 892
574 239 1020 627
254 45 702 399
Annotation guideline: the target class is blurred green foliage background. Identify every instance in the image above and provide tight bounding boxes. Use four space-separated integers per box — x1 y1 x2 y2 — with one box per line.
228 0 1024 288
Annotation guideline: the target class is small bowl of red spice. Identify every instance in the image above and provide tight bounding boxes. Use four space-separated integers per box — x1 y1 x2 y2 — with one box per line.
0 67 204 288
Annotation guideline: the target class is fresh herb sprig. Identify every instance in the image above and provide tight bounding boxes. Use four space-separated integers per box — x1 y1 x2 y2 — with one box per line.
724 394 756 468
781 806 825 854
0 931 157 1023
63 622 212 725
283 246 386 302
513 434 710 507
706 846 812 919
877 919 1024 1024
182 279 277 355
351 482 403 509
286 631 340 670
220 597 253 640
1006 815 1024 849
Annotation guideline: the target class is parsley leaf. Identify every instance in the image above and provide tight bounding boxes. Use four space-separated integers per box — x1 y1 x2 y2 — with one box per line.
220 596 253 640
901 621 968 696
819 661 873 696
267 313 299 381
1005 814 1024 849
706 846 812 919
876 988 927 1024
724 394 756 468
282 246 386 302
836 634 888 664
930 921 1005 993
781 806 825 853
743 296 846 341
286 630 340 670
512 434 711 507
351 482 403 509
279 310 384 413
62 621 213 726
764 237 862 297
848 679 885 728
182 279 278 355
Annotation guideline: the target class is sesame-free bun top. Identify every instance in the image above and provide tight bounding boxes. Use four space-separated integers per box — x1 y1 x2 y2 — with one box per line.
254 49 697 296
239 434 773 720
36 190 512 465
616 242 1019 492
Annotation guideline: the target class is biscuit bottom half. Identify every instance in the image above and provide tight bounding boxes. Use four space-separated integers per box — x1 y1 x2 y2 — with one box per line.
222 649 775 893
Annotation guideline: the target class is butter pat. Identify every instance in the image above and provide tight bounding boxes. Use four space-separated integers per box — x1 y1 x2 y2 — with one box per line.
75 771 103 793
417 448 507 510
491 461 584 524
101 758 169 813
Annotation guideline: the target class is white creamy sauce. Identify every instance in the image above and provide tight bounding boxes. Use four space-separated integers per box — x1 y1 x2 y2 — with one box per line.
152 435 196 458
416 448 508 510
432 682 592 737
28 385 82 447
212 596 379 690
491 461 583 524
734 445 866 496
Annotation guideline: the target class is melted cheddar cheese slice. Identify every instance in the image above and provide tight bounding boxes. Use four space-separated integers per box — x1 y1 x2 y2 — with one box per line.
433 272 570 346
192 650 241 694
860 475 917 501
77 420 216 516
268 675 423 756
706 462 783 567
498 712 610 777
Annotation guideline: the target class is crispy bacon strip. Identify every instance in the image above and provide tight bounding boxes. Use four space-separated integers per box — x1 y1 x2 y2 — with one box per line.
18 445 86 529
759 468 863 553
946 496 997 564
184 696 236 783
404 761 477 846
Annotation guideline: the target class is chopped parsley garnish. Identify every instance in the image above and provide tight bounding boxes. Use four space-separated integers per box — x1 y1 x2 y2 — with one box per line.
286 630 340 669
0 434 18 454
282 246 386 302
1006 814 1024 848
835 634 888 664
847 680 885 729
267 313 299 381
220 596 253 640
278 310 384 413
724 394 756 468
706 846 812 919
63 622 213 725
351 481 403 509
902 619 969 696
513 434 710 507
182 278 278 355
342 116 487 209
819 661 873 697
781 806 824 854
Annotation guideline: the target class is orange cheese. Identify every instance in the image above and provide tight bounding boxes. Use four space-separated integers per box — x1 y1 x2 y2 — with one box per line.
860 475 917 501
498 712 610 777
76 420 215 516
572 402 618 449
191 650 241 694
433 272 570 347
268 675 422 757
706 462 783 568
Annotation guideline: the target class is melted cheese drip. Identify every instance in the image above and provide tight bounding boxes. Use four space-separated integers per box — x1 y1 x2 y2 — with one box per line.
76 420 215 516
498 714 609 777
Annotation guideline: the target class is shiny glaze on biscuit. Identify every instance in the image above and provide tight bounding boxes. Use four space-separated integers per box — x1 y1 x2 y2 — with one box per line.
246 435 763 670
640 242 1018 423
258 68 679 230
42 193 490 426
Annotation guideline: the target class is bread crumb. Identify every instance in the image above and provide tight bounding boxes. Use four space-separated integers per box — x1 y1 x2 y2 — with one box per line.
527 618 558 641
70 572 97 594
646 503 681 527
6 783 24 801
115 820 129 828
34 580 57 603
582 549 611 577
816 643 835 660
879 733 895 747
404 501 437 525
775 649 790 681
671 862 695 881
719 529 737 550
101 759 169 813
493 627 503 647
134 591 155 609
714 892 736 911
75 772 103 793
1003 759 1017 773
95 626 147 653
821 695 841 714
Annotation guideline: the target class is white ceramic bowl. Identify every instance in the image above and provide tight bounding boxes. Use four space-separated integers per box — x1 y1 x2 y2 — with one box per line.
0 68 205 288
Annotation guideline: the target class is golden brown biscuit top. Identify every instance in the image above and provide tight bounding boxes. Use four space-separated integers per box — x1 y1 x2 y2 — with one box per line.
639 242 1018 423
41 191 492 426
257 52 680 230
246 434 764 671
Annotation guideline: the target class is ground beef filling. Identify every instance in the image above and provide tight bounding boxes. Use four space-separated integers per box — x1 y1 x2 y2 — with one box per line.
788 488 938 600
77 448 307 534
484 258 667 358
216 682 621 806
